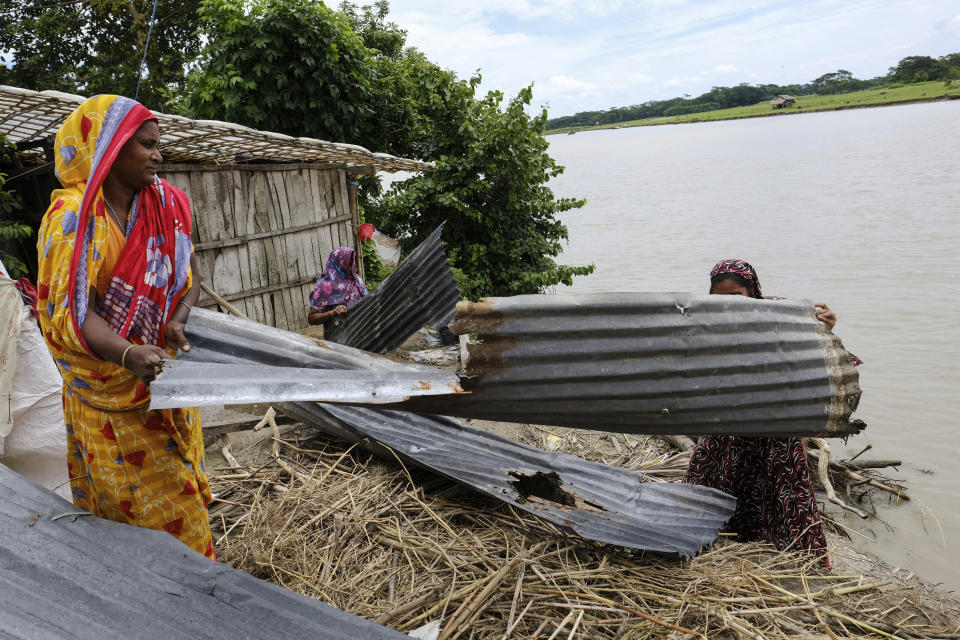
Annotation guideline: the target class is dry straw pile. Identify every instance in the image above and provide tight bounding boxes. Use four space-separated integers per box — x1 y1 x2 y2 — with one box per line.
208 420 958 639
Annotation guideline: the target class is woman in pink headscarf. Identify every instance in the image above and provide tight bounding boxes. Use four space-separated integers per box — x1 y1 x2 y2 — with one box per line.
683 259 846 567
307 246 368 327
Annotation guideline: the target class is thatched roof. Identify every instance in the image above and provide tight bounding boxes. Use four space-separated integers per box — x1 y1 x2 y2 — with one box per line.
0 85 433 173
770 94 796 104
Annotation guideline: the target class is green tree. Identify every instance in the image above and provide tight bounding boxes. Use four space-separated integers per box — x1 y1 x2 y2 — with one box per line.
0 136 31 278
809 69 866 94
339 0 406 59
372 79 592 299
187 0 593 297
887 56 945 83
339 3 593 296
186 0 375 143
0 0 202 109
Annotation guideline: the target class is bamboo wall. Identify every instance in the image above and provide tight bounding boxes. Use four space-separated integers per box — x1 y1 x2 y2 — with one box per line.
162 163 357 331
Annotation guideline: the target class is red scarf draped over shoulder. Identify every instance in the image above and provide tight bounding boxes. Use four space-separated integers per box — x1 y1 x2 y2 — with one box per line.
37 95 193 409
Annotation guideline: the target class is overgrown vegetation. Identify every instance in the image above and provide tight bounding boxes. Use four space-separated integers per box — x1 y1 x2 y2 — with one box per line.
0 135 31 278
182 0 591 298
0 0 202 108
547 52 960 130
1 0 592 296
186 0 375 145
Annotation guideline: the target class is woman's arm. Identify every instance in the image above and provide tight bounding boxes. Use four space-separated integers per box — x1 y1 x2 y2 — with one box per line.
80 288 167 382
164 253 202 352
307 304 348 326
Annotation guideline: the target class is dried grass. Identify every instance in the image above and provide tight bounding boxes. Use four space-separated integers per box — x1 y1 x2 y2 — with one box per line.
208 425 959 639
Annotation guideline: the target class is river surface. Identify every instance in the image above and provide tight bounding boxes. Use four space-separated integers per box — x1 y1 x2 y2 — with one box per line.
548 101 960 591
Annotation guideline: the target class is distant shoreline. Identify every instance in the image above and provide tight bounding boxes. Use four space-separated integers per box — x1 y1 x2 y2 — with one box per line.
546 91 959 135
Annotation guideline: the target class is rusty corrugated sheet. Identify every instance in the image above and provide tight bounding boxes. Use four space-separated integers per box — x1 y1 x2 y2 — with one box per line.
395 293 864 437
323 224 460 354
0 465 407 640
279 401 736 558
149 308 462 410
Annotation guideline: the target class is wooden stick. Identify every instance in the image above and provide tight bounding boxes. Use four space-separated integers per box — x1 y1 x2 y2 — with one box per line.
544 610 575 640
440 544 541 640
660 435 696 451
200 281 249 319
811 438 870 518
532 588 705 639
565 610 584 640
375 587 443 625
221 442 241 469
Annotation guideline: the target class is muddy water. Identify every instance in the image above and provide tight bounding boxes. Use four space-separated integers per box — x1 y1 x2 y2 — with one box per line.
548 101 960 590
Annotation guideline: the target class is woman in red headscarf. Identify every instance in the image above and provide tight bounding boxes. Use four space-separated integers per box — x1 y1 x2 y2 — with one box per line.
683 259 843 566
36 95 214 558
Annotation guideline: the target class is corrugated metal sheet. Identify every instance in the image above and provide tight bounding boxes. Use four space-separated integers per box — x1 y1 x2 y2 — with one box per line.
323 224 461 354
148 310 735 557
279 401 736 558
0 464 406 640
396 294 864 437
149 308 462 410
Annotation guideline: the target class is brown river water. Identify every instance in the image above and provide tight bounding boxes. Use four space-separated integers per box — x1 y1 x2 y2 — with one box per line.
548 101 960 591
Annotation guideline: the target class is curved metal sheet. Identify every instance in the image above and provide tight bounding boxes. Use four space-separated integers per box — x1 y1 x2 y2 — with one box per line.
323 224 461 354
279 401 736 558
397 293 864 437
149 308 462 410
146 309 735 557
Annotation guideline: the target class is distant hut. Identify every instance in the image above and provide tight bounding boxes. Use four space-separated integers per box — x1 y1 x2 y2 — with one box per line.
770 95 796 109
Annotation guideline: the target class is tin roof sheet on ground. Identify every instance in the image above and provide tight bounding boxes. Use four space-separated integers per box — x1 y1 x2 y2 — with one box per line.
396 293 864 437
0 464 406 640
323 223 461 353
0 85 433 172
279 401 736 558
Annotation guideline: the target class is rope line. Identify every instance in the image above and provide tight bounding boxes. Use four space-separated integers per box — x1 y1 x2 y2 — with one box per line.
134 0 161 101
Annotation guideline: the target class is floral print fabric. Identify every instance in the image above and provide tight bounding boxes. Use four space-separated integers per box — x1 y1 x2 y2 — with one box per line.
309 246 368 313
37 95 214 558
709 259 764 298
684 435 829 565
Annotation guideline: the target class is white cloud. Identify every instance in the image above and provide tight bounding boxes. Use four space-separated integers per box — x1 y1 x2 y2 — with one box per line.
663 76 703 87
626 72 655 84
386 0 960 116
550 75 597 90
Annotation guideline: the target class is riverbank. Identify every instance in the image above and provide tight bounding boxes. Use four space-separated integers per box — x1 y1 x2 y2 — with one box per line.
546 81 959 134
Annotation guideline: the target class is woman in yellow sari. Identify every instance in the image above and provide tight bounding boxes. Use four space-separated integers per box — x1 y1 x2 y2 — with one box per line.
37 95 214 559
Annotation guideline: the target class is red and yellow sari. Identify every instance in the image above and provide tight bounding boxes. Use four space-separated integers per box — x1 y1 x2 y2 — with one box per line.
37 95 214 558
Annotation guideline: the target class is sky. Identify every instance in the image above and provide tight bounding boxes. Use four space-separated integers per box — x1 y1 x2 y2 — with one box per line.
384 0 960 117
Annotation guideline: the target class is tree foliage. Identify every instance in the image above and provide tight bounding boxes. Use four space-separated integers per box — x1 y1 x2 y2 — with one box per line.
888 55 960 83
372 80 591 299
186 0 592 297
0 0 202 109
186 0 374 143
0 136 30 277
